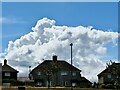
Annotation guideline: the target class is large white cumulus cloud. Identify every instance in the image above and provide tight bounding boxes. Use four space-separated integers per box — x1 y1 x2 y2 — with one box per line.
2 18 119 82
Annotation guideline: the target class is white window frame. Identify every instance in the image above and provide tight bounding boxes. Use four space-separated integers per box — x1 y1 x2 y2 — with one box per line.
5 72 10 76
61 71 68 76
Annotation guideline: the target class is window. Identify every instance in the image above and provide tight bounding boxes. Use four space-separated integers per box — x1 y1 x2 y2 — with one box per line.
64 81 68 86
72 72 76 76
46 81 52 86
37 72 41 75
107 74 111 78
3 83 10 86
61 72 68 75
5 72 10 76
62 81 68 86
36 82 42 86
72 83 76 87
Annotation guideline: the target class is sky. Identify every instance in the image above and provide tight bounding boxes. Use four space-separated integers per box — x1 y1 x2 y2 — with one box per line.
0 2 119 82
2 2 118 58
1 0 120 2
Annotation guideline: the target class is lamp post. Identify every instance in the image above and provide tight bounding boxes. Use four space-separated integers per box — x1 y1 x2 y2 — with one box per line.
70 43 73 90
29 66 32 80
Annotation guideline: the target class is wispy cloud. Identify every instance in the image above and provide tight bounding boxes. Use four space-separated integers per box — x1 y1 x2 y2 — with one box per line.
0 33 24 39
0 16 27 24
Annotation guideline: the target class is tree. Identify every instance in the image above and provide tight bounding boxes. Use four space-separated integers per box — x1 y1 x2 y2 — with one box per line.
106 60 120 89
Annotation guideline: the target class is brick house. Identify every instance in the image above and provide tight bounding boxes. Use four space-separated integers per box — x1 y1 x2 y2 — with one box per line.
29 55 92 87
79 77 92 88
97 62 120 86
2 59 19 86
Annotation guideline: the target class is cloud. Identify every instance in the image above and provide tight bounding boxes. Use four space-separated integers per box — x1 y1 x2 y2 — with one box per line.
0 33 24 39
0 18 118 82
0 17 27 24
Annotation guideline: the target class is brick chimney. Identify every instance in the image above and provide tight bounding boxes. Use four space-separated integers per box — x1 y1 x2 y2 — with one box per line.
53 55 57 62
4 59 7 65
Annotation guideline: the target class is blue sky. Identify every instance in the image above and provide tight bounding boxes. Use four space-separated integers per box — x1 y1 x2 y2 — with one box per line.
2 2 118 61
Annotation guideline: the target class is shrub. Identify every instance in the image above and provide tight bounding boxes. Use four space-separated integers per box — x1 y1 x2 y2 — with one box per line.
103 84 115 89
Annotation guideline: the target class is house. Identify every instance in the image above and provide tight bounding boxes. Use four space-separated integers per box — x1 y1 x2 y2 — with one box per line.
97 62 120 86
29 55 92 87
79 77 92 88
0 63 2 86
2 59 19 86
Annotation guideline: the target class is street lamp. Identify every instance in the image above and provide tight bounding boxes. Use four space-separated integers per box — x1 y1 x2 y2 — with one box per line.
29 66 32 80
70 43 73 90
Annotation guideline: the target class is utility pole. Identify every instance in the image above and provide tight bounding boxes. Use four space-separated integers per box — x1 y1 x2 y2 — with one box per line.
29 66 32 80
70 43 73 90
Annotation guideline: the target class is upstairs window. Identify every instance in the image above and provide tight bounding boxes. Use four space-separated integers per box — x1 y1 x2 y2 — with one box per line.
107 74 111 78
61 72 68 76
72 72 76 76
5 72 10 76
37 72 41 75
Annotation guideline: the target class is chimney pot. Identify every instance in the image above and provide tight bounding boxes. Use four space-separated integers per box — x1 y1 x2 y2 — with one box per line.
4 59 7 65
53 55 57 62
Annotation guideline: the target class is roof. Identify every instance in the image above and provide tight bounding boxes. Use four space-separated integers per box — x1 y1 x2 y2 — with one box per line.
97 63 120 77
2 64 18 72
79 77 92 84
2 59 18 73
31 60 81 73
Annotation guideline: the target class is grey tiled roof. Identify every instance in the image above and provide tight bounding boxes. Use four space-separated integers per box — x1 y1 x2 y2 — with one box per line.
2 64 18 73
31 60 81 73
80 77 92 84
97 63 120 76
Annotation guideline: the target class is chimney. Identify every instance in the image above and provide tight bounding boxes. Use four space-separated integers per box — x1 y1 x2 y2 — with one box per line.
53 55 57 62
4 59 7 65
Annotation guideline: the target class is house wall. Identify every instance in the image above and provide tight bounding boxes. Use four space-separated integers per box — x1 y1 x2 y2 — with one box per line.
2 72 18 86
2 72 17 80
98 73 115 85
98 76 104 84
32 70 81 87
79 82 91 88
